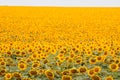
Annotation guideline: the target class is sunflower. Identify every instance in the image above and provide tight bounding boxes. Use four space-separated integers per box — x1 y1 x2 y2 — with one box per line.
4 73 12 80
92 75 101 80
86 51 92 56
31 53 39 60
98 47 103 53
43 59 48 64
38 69 45 75
51 48 56 54
12 72 21 79
62 70 70 75
93 66 101 73
69 52 75 58
103 51 109 56
0 61 6 66
20 51 27 57
109 63 118 71
88 69 95 77
22 78 31 80
69 68 78 74
0 69 6 76
18 63 27 71
45 70 54 80
57 53 64 59
96 56 102 62
89 58 97 64
5 58 13 66
15 51 21 56
55 70 61 75
26 58 32 63
6 51 12 56
0 58 5 62
105 76 114 80
32 62 40 69
29 69 38 76
59 57 65 62
79 66 87 73
110 50 115 57
67 57 74 63
75 58 82 64
62 75 72 80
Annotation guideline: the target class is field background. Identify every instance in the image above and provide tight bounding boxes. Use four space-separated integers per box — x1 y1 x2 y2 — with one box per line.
0 6 120 80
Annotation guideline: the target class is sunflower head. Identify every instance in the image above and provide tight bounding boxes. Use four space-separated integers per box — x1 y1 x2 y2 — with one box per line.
62 75 72 80
92 75 101 80
18 63 27 71
109 63 118 71
93 66 101 73
79 66 87 73
88 69 95 77
45 70 54 80
105 76 114 80
70 68 78 74
5 73 12 80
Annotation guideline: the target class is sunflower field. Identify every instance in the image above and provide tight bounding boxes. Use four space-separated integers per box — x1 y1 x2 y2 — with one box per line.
0 6 120 80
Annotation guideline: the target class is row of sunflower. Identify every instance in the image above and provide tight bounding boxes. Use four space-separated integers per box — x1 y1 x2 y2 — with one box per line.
0 7 120 80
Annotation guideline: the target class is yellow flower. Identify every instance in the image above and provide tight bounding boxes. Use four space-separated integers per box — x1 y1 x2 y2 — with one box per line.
59 57 65 62
75 57 82 64
93 66 101 73
0 58 5 62
4 73 12 80
89 58 97 64
86 51 92 56
45 70 54 80
38 69 45 75
15 51 21 56
69 68 78 74
12 72 21 79
20 51 27 57
29 69 38 76
96 56 102 62
62 75 72 80
32 62 40 69
18 63 27 71
62 70 70 75
0 69 6 76
6 51 12 56
51 48 56 54
105 76 114 80
31 53 39 60
109 63 118 71
88 69 95 77
103 51 109 56
92 75 101 80
69 52 75 58
0 61 6 66
22 78 31 80
79 66 87 73
43 59 48 64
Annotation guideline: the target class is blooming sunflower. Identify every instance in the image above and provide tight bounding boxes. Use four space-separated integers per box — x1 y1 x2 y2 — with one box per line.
92 75 101 80
109 63 118 71
45 70 54 80
18 63 27 71
79 66 87 74
4 73 12 80
105 76 114 80
93 66 101 73
62 75 72 80
88 69 95 77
